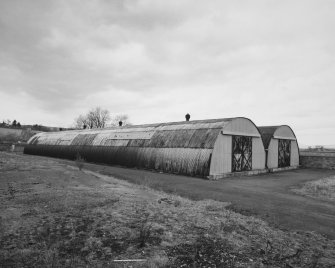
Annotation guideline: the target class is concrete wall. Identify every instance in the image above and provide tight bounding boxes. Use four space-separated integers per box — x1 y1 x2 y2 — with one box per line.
300 152 335 169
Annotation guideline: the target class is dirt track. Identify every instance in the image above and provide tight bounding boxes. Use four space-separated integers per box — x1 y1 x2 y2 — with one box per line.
76 161 335 239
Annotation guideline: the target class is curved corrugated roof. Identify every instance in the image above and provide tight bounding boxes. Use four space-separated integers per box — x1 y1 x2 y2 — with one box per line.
25 118 239 177
105 118 234 130
258 126 278 149
25 117 261 177
27 118 236 149
258 125 298 149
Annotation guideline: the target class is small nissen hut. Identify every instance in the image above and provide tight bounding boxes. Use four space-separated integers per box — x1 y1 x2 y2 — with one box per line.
258 126 299 170
24 117 266 179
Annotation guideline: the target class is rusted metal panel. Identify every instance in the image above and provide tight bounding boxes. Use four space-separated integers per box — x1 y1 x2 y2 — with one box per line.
103 139 130 147
71 134 98 146
188 128 221 148
127 139 146 147
24 143 212 177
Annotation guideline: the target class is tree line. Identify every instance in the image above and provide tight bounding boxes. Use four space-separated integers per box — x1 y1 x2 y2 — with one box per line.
1 119 21 128
1 107 130 131
74 107 130 129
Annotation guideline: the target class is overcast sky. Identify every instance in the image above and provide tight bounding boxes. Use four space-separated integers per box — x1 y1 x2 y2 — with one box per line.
0 0 334 146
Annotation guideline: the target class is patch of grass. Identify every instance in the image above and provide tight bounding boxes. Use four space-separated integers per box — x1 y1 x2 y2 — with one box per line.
131 207 164 248
292 175 335 201
7 183 16 199
1 152 335 267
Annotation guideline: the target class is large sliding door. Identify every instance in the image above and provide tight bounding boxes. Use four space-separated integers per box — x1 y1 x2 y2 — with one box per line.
232 136 252 172
278 139 291 167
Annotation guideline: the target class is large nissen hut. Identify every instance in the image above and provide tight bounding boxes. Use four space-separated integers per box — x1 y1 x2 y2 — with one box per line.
24 117 266 179
258 126 299 170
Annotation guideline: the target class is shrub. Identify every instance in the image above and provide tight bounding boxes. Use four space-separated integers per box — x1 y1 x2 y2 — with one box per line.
7 183 16 199
75 153 85 171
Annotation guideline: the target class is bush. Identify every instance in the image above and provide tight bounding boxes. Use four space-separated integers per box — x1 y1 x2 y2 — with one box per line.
75 153 85 171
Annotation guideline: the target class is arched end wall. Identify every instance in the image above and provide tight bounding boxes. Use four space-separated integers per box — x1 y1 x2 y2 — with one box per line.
209 118 266 176
266 126 299 169
273 126 296 139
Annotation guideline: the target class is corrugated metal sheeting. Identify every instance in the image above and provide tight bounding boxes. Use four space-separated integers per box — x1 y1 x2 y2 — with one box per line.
25 118 277 177
24 119 234 177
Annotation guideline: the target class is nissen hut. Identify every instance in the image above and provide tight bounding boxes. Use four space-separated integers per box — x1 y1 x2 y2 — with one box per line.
24 117 266 179
258 125 299 170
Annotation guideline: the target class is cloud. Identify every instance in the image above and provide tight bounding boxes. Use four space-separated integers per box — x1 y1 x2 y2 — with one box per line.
0 0 334 145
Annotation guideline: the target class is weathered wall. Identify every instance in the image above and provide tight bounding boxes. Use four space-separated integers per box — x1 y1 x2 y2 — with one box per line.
300 152 335 169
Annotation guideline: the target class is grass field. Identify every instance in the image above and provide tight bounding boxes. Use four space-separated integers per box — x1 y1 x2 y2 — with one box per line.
1 152 335 267
292 175 335 202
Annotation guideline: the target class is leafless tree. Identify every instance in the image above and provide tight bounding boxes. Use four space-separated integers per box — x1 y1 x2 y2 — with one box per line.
74 114 91 129
74 107 111 129
87 107 111 128
112 114 131 126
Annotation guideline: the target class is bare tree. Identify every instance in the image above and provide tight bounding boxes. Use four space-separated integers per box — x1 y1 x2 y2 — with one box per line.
74 114 91 129
74 107 111 129
87 107 111 128
112 114 131 126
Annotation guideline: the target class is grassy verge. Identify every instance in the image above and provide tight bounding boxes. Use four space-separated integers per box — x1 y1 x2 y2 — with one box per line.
1 152 335 267
292 175 335 202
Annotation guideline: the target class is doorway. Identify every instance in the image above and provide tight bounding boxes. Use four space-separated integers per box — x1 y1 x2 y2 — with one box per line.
278 139 291 167
232 135 252 172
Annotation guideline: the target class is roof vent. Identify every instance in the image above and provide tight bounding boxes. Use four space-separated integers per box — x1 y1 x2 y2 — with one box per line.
185 113 190 121
119 121 123 126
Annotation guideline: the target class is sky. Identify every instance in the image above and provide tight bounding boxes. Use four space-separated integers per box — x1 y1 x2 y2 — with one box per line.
0 0 334 147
